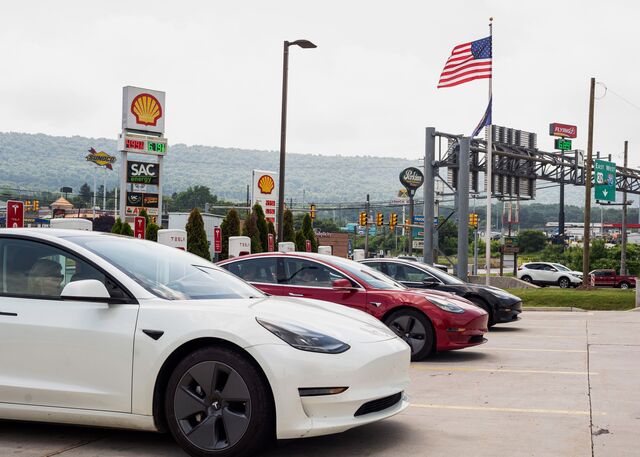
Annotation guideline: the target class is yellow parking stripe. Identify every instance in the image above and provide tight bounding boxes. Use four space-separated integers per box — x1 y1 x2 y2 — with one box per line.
411 365 595 375
410 403 604 416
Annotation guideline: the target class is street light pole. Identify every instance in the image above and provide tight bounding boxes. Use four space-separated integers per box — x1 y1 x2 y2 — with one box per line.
277 39 316 242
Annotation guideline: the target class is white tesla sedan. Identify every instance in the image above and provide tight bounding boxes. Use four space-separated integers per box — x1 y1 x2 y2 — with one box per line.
0 229 410 457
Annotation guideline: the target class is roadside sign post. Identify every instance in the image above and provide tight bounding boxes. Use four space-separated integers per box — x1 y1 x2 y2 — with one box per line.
213 226 222 261
134 216 146 239
6 200 24 228
550 122 577 248
594 159 616 202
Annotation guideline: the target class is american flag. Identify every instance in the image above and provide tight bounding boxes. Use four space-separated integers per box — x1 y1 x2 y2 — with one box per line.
437 36 492 88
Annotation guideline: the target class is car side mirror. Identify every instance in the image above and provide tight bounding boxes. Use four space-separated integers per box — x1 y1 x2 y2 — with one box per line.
61 279 111 302
422 277 439 287
332 279 353 290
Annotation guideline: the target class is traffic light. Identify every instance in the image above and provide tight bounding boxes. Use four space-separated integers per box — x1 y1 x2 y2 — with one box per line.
405 218 410 227
469 213 478 228
33 200 39 211
359 211 368 226
25 200 32 210
310 204 316 220
389 212 398 229
376 212 384 226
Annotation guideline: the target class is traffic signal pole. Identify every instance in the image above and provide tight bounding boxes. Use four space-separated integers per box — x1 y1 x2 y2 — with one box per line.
423 127 436 264
364 194 370 258
457 137 470 281
621 140 628 275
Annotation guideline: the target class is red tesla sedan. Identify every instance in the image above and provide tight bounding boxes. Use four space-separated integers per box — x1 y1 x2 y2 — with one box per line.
218 253 488 360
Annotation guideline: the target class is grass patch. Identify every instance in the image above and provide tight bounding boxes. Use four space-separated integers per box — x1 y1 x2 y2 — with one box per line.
504 288 636 311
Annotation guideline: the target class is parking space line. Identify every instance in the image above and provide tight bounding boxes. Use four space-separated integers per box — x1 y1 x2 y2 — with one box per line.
410 403 604 416
411 365 596 375
484 347 587 353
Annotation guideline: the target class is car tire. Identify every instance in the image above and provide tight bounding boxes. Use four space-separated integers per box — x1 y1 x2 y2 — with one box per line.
558 277 570 289
619 282 630 289
521 275 532 283
469 297 494 328
164 346 274 457
384 309 434 361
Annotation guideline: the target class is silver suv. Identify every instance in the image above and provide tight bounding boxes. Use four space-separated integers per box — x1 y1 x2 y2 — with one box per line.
517 262 583 288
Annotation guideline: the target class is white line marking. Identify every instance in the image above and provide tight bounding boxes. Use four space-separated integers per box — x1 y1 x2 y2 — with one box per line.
411 365 595 375
410 403 605 416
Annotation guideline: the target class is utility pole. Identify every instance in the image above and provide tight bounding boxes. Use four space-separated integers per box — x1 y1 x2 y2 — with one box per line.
621 140 629 275
364 194 370 258
582 77 596 285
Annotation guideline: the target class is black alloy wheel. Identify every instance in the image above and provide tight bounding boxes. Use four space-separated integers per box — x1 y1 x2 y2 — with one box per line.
558 277 570 289
384 309 434 361
165 346 274 457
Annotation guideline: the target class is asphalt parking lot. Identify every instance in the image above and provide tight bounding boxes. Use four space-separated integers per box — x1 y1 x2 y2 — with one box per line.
1 310 639 457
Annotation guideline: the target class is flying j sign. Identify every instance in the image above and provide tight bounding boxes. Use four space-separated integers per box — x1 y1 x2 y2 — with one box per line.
549 123 577 139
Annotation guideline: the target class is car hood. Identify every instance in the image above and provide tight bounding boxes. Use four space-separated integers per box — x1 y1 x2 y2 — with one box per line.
374 289 484 314
445 283 521 300
173 295 399 344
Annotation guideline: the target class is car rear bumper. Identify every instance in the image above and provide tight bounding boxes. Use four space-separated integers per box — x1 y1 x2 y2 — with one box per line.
246 337 411 440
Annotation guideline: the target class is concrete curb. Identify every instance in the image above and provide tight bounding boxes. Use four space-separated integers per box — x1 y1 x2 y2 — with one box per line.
523 306 586 312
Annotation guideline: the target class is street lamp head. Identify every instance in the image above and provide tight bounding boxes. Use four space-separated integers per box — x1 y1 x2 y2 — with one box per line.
289 39 317 49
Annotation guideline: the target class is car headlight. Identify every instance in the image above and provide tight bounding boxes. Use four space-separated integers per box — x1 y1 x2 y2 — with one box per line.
427 296 465 314
256 318 350 354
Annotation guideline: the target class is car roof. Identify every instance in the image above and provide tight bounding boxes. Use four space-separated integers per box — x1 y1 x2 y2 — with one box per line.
218 251 345 263
0 228 112 237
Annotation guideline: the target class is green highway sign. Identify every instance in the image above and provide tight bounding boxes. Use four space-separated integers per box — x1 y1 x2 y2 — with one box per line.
594 159 616 202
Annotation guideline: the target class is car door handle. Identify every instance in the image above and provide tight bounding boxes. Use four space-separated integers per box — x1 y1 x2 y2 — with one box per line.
288 293 305 297
0 311 18 317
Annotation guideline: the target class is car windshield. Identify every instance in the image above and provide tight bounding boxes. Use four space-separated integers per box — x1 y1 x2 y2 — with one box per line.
324 256 406 290
63 235 265 300
552 263 571 271
418 263 465 285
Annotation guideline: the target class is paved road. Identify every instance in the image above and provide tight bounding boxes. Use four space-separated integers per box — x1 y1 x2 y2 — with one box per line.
1 310 639 457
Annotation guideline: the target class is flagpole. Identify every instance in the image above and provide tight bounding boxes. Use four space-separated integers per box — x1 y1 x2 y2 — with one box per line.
485 17 493 285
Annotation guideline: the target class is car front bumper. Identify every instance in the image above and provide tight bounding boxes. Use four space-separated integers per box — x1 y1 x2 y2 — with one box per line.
494 298 523 324
246 336 410 440
435 312 488 351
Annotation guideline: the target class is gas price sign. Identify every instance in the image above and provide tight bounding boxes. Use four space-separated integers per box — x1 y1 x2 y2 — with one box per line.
118 133 168 156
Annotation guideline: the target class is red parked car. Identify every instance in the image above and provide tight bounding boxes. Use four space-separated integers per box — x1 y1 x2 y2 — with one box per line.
218 253 488 360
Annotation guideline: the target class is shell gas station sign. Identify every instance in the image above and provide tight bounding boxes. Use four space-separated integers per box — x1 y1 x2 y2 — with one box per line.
252 170 278 227
118 86 167 222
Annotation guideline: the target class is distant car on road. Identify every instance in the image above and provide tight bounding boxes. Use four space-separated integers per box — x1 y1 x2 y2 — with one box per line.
589 269 636 289
517 262 583 288
218 252 489 361
360 258 522 327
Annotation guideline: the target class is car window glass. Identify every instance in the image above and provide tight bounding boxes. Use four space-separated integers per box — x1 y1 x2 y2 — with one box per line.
282 259 346 287
365 262 383 272
224 258 277 284
0 238 127 299
387 263 434 282
526 264 538 270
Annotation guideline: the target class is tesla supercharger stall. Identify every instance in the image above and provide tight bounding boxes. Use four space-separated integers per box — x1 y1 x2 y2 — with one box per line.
318 245 332 255
157 229 187 250
229 236 251 258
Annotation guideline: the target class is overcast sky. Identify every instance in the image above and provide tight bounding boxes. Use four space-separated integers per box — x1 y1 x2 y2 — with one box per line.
1 0 639 168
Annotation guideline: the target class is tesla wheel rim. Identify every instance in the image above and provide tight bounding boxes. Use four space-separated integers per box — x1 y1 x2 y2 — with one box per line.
388 315 427 355
174 361 252 451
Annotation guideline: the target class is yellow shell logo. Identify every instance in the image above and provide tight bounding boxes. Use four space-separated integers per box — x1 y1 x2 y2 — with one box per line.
131 93 162 126
258 175 275 194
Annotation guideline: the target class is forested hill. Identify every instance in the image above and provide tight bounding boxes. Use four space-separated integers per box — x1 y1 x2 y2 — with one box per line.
0 131 598 206
0 131 417 202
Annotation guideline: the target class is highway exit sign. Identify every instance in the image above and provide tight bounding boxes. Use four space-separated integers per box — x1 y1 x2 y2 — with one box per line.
594 159 616 202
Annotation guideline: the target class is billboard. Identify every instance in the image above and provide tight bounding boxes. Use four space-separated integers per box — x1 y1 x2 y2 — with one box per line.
252 170 278 226
122 86 166 135
549 123 577 139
